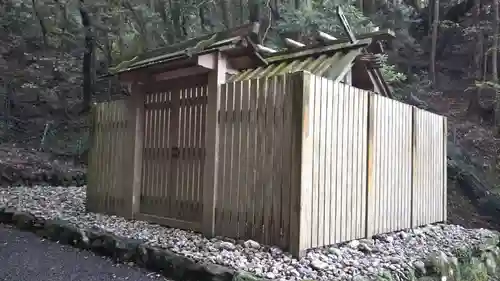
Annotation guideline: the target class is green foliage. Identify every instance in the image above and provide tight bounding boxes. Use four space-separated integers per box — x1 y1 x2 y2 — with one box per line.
379 54 407 83
276 0 377 42
275 0 406 84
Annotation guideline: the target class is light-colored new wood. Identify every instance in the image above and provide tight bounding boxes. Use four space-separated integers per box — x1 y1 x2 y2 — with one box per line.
88 70 447 259
411 107 447 227
365 93 413 237
202 51 228 236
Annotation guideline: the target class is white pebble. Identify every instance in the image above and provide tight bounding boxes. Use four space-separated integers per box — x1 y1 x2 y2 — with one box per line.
0 185 497 281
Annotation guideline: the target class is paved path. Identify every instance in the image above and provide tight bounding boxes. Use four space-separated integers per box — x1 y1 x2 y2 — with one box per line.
0 224 168 281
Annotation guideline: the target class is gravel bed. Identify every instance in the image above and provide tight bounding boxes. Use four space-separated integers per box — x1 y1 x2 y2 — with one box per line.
0 186 498 281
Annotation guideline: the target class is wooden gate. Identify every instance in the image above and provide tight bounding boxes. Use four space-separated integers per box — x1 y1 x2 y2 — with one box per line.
138 84 207 230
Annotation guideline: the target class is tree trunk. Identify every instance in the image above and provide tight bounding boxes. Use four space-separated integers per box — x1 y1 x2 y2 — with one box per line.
490 0 500 135
122 0 150 51
31 0 49 48
219 0 232 28
169 0 184 41
429 0 439 85
493 0 499 82
467 0 484 117
79 0 96 115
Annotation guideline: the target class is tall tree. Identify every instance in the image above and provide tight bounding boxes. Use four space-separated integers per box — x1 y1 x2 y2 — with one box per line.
429 0 439 84
79 0 96 114
494 0 500 134
493 0 499 83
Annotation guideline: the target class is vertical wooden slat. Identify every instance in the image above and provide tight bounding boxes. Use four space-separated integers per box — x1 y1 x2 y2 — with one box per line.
215 84 227 234
253 78 266 242
309 75 319 248
323 78 333 245
281 74 292 249
158 92 167 211
232 82 242 238
317 76 327 246
178 89 186 217
167 90 176 217
232 82 244 238
170 88 180 216
358 88 368 240
95 104 104 211
152 92 160 212
198 86 207 216
116 103 124 212
263 76 275 245
192 88 200 216
338 82 347 242
102 102 110 210
271 75 283 247
93 104 100 211
349 87 358 239
330 82 340 243
226 82 237 236
443 118 447 222
142 94 151 213
239 80 250 238
246 80 258 238
187 88 195 220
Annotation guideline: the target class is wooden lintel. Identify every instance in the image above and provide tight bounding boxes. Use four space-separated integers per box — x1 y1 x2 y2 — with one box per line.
284 38 306 49
154 66 210 81
119 70 144 82
152 74 208 92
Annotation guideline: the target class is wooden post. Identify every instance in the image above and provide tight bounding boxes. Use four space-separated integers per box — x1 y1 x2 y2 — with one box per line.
289 71 309 258
202 52 227 236
122 75 146 219
442 116 447 223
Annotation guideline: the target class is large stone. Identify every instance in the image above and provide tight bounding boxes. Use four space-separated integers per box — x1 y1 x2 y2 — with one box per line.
12 211 35 230
88 231 118 257
188 262 234 281
0 208 15 224
112 236 142 262
156 249 191 280
232 271 267 281
41 219 89 248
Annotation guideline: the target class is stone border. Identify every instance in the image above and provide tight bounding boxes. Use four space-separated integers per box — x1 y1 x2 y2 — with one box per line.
0 207 265 281
0 171 86 187
3 206 500 281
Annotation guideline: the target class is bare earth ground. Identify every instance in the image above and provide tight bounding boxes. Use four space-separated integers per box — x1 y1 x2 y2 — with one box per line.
421 92 500 231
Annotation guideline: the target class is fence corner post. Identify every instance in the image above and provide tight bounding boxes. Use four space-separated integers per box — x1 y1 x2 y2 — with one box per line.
123 77 145 220
202 52 227 237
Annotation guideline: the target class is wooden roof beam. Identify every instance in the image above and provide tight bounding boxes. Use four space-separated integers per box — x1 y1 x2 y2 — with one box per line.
316 31 338 43
284 38 306 49
256 44 278 54
314 28 396 45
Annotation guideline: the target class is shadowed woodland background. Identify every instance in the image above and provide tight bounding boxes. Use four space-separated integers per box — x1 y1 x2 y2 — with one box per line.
1 0 500 231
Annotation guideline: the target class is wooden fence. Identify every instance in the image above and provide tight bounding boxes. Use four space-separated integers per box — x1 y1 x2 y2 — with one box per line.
87 100 129 216
87 71 447 257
